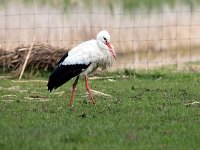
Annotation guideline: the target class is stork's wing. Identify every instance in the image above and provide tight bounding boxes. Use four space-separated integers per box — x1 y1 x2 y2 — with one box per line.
47 40 98 92
56 52 68 66
47 63 90 92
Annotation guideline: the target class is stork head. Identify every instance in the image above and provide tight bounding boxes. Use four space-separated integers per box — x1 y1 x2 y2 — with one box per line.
97 30 116 60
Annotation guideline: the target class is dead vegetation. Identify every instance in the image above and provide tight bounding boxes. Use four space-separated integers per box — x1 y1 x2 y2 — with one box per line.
0 44 71 74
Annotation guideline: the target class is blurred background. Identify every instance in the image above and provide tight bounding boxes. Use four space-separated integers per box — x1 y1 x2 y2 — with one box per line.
1 0 200 71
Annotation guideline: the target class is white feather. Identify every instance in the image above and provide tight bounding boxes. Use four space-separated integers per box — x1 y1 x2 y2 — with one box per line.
62 40 99 65
61 30 115 76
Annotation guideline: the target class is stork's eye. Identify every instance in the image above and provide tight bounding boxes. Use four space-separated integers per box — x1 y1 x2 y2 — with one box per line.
103 37 107 41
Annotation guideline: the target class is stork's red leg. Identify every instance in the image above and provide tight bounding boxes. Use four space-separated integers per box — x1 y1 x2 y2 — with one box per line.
84 76 96 106
69 76 79 108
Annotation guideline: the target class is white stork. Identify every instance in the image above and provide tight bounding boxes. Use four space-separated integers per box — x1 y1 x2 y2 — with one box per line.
47 30 116 108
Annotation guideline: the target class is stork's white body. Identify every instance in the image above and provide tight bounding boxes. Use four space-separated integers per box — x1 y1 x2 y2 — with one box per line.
62 39 113 75
47 30 116 108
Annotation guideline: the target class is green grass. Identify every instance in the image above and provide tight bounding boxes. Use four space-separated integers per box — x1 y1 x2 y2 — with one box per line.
1 0 200 11
0 71 200 150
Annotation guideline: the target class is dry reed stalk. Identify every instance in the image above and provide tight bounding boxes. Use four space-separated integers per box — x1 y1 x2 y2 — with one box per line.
90 89 112 97
19 36 35 79
184 101 200 107
82 89 112 98
12 80 47 83
0 76 12 79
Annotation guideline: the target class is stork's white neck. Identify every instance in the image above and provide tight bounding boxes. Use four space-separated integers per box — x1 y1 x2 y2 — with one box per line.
96 40 108 51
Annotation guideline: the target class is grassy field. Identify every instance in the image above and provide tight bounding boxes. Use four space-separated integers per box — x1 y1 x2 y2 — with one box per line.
0 70 200 150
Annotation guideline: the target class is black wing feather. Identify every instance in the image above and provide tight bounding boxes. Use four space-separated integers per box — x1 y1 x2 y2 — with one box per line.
47 63 90 92
57 52 68 66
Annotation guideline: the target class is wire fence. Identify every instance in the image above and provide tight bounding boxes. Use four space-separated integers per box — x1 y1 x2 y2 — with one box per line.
1 0 200 72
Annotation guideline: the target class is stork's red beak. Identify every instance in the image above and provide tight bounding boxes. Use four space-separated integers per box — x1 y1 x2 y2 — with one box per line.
106 42 116 60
